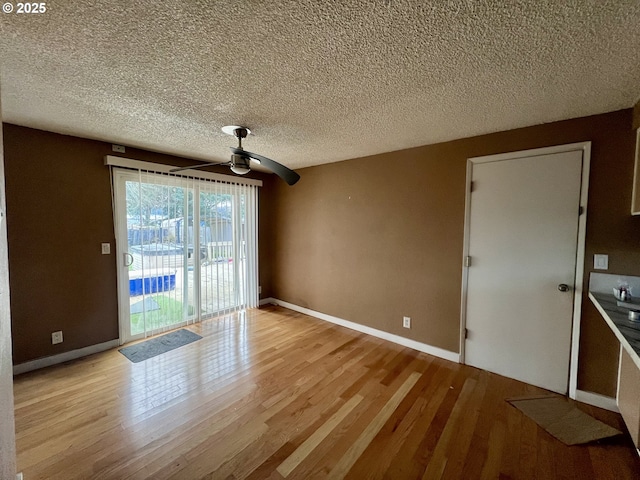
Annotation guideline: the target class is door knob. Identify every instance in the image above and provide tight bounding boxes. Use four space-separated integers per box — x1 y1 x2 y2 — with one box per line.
558 284 569 292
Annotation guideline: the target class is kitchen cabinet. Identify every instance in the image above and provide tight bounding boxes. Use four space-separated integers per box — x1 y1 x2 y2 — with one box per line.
618 348 640 447
588 272 640 451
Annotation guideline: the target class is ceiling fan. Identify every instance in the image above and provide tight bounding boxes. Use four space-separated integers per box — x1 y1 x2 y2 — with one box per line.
170 126 300 185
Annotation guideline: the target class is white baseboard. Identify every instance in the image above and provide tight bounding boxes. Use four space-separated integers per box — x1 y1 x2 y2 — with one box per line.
13 339 120 375
574 389 618 412
259 297 275 306
266 298 460 363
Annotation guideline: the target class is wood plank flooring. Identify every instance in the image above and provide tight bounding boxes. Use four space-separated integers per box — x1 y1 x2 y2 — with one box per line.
12 305 640 479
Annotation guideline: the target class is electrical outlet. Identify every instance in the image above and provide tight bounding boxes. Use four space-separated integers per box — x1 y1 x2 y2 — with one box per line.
101 243 111 254
403 316 411 329
258 286 262 295
51 331 63 345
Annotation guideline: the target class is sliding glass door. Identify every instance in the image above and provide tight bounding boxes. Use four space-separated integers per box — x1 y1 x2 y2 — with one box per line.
113 168 258 343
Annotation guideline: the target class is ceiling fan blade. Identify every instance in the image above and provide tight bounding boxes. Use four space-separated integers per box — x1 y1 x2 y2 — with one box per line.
230 148 300 185
169 161 227 173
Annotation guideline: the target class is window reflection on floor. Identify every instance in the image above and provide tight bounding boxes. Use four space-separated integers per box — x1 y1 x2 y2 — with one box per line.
125 310 252 425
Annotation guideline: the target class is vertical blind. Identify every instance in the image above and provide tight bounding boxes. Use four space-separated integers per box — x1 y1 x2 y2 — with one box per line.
112 165 259 339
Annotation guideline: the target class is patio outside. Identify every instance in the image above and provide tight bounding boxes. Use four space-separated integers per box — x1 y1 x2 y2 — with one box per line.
125 180 247 336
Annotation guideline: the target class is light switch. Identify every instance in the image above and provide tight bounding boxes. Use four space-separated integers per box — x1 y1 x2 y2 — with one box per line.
594 254 608 270
101 243 111 255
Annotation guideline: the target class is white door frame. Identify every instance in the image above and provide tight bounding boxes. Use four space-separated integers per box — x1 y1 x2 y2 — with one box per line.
459 142 591 400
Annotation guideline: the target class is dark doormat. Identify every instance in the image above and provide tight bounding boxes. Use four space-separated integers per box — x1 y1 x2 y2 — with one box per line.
119 329 202 363
129 297 160 315
507 394 622 445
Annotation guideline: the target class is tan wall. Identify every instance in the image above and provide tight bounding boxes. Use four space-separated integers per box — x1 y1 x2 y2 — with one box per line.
5 110 639 397
264 109 640 397
3 124 270 365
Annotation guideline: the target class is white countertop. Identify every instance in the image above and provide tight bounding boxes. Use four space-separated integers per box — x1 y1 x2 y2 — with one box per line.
589 292 640 371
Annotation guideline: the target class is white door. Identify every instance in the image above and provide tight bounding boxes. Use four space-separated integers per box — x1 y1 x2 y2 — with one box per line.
464 149 584 394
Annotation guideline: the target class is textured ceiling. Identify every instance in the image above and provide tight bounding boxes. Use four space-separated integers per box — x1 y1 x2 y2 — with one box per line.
1 1 639 171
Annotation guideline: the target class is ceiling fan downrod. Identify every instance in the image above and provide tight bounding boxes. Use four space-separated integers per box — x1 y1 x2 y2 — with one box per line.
230 127 250 175
233 127 248 150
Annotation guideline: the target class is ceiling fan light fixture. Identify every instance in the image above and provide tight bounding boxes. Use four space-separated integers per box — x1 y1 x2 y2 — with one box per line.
230 165 250 175
230 153 251 175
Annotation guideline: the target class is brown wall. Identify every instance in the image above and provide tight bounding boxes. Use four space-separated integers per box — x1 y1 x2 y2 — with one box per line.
5 110 639 396
3 124 271 365
264 109 640 397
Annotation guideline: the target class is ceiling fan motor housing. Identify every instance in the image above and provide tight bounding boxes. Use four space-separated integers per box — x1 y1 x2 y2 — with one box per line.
230 153 251 175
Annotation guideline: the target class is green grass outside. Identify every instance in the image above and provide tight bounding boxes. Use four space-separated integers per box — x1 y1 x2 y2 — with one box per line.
130 295 194 336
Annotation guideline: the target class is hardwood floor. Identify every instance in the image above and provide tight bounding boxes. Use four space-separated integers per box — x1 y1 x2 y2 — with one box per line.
13 306 640 479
